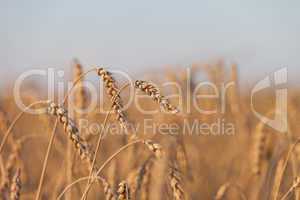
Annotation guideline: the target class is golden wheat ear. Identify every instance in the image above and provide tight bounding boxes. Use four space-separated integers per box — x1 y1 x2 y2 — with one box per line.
10 168 21 200
72 59 88 122
117 181 131 200
101 177 116 200
134 80 179 114
143 140 164 158
215 182 247 200
252 122 268 176
97 67 128 128
48 102 94 164
168 166 186 200
129 156 154 199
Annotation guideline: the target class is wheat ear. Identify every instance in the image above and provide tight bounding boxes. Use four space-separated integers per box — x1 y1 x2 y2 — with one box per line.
0 109 17 150
73 60 88 120
101 177 116 200
215 182 247 200
117 181 130 200
136 156 154 200
2 150 18 191
10 169 21 200
143 140 164 158
48 102 94 164
97 67 127 128
135 80 179 114
176 140 190 177
271 156 285 200
168 166 185 200
252 121 268 175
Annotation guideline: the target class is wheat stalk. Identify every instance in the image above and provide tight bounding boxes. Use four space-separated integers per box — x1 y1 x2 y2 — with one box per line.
280 177 300 200
271 157 285 200
274 138 300 200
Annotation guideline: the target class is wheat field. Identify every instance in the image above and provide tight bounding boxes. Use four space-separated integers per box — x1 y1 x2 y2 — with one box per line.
0 61 299 200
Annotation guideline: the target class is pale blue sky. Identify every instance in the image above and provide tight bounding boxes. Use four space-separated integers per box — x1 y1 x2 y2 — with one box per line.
1 0 299 85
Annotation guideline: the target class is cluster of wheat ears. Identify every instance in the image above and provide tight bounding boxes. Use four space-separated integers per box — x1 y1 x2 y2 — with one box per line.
0 61 299 200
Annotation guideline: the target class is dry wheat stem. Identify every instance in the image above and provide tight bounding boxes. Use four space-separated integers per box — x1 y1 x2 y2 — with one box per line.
57 176 110 200
275 138 300 200
0 155 6 190
271 157 286 200
34 119 59 200
286 125 300 200
280 177 300 200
